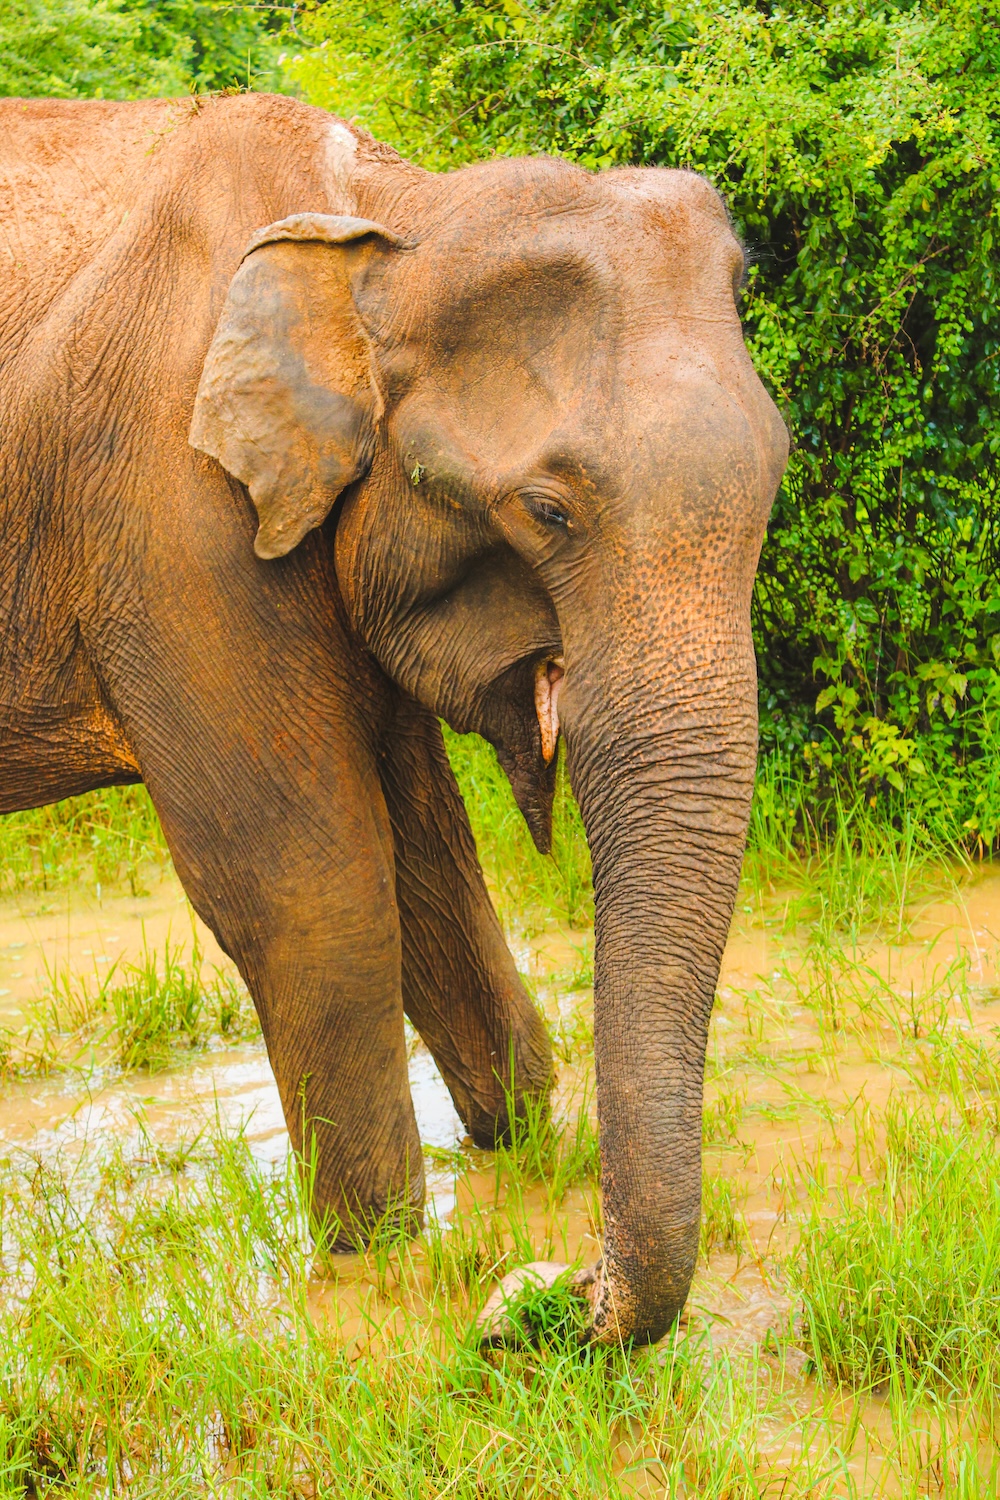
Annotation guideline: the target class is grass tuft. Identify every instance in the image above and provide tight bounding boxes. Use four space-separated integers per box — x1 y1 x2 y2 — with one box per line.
494 1069 600 1214
797 1101 1000 1396
701 1170 747 1259
107 938 254 1071
0 785 167 895
1 940 257 1079
496 1268 591 1351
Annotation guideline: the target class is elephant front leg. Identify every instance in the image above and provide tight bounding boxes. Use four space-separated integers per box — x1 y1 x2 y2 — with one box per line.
141 726 424 1250
257 928 425 1250
378 695 553 1147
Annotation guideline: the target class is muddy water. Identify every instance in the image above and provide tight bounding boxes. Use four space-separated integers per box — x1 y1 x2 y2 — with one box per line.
3 866 1000 1493
0 879 465 1191
2 866 999 1228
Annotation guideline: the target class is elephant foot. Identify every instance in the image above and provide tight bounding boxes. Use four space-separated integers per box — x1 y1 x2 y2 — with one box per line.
476 1260 600 1349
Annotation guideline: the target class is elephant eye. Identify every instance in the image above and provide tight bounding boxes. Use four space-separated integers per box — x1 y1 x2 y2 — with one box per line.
524 495 571 530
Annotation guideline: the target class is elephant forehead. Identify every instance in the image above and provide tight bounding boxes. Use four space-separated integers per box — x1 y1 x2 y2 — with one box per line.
364 164 741 359
413 153 736 266
391 326 760 470
380 289 746 487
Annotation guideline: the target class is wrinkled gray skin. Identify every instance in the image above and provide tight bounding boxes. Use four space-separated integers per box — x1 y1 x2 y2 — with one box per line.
1 93 787 1345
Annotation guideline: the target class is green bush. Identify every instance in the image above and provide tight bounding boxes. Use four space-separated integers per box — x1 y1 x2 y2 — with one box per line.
0 0 286 98
287 0 1000 843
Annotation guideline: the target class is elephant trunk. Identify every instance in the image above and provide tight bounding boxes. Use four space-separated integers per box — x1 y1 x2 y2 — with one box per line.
561 623 758 1345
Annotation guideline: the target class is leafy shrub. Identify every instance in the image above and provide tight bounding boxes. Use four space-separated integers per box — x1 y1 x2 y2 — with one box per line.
0 0 285 98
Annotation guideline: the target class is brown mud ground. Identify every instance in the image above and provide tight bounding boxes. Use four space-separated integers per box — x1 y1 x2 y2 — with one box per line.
2 867 1000 1494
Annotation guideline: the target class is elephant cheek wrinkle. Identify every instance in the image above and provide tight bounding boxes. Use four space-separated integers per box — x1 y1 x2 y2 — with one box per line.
533 657 564 764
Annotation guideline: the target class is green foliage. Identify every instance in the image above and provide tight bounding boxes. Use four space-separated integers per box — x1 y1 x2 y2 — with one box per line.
0 0 286 98
0 0 177 96
288 0 1000 842
494 1068 600 1215
700 1169 746 1258
118 0 290 92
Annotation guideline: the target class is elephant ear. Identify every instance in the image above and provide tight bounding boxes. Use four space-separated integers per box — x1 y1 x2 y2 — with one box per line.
190 213 407 560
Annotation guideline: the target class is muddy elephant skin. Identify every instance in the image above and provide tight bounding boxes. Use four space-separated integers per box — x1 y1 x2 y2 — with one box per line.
0 94 787 1345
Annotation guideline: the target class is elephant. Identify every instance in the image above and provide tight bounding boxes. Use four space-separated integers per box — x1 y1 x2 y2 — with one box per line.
0 92 788 1345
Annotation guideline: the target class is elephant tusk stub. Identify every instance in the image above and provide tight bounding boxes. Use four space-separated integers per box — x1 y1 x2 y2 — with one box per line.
533 656 564 764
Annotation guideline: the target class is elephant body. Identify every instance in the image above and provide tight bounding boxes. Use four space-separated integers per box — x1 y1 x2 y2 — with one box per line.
0 93 787 1343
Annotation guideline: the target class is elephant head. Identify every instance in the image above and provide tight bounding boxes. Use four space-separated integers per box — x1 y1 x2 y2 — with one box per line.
190 148 788 1345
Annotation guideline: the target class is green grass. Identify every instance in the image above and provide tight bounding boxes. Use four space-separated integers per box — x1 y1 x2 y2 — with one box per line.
452 738 977 948
492 1070 600 1217
745 752 966 938
797 1101 1000 1398
0 740 972 942
0 940 258 1079
500 1268 592 1349
106 939 256 1071
0 1120 706 1496
703 1085 746 1147
0 1116 850 1499
444 729 593 930
6 736 1000 1494
905 1028 1000 1130
0 785 168 896
700 1170 747 1258
1 1092 997 1496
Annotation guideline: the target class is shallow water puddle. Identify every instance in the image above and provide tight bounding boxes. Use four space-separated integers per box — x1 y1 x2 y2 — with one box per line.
0 879 464 1169
2 867 999 1233
0 879 226 1023
4 865 996 1152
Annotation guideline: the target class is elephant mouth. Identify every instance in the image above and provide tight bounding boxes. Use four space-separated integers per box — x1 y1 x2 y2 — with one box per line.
533 656 564 765
473 652 562 854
